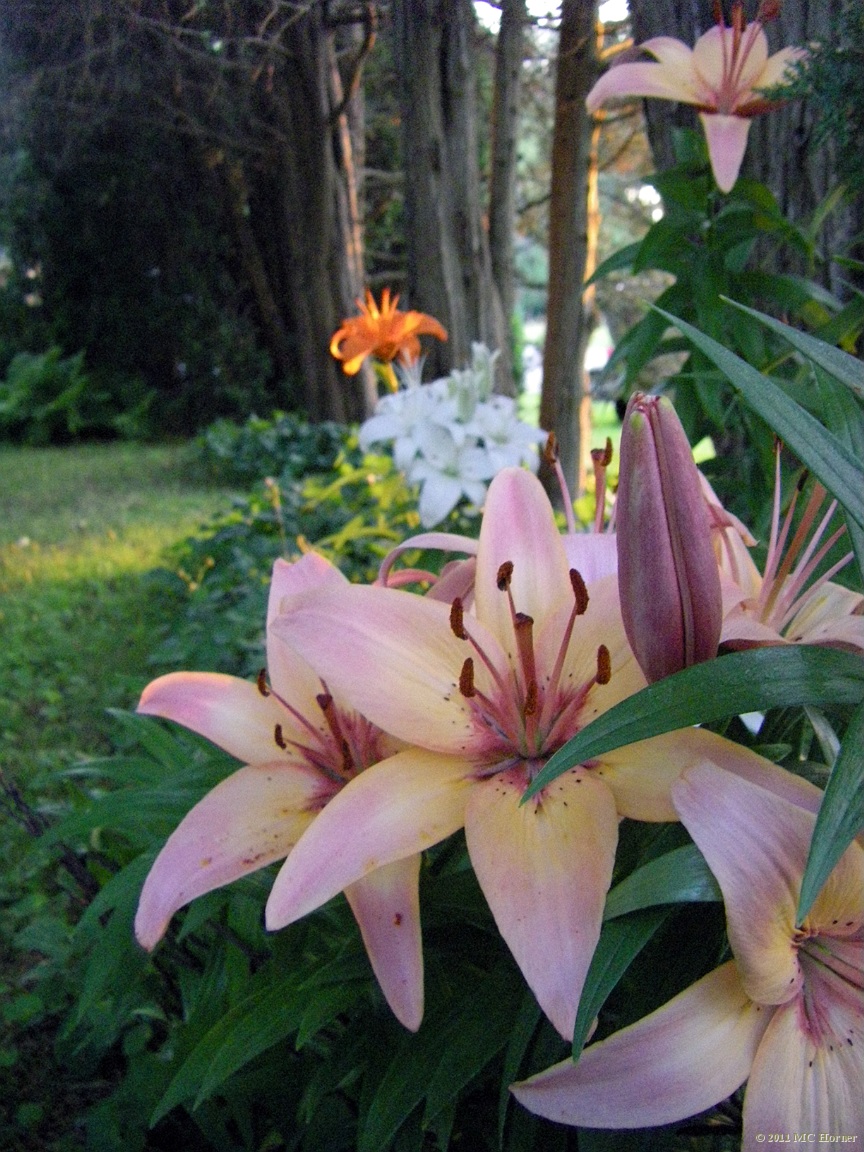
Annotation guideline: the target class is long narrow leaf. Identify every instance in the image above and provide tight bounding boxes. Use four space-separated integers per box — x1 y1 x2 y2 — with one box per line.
526 648 864 799
151 975 310 1124
721 298 864 398
813 364 864 583
798 700 864 923
655 308 864 530
571 908 670 1060
603 844 721 921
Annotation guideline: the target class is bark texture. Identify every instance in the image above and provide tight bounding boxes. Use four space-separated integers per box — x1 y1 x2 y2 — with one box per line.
395 0 512 389
488 0 528 381
540 0 599 499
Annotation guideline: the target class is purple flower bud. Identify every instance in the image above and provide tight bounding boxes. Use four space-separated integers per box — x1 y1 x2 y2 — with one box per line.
616 393 722 683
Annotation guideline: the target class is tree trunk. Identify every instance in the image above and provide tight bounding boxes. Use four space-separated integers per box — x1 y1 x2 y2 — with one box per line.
394 0 512 390
539 0 599 500
628 0 863 294
488 0 528 389
269 6 373 423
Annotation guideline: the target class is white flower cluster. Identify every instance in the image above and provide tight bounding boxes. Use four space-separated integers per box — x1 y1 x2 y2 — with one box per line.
359 344 548 527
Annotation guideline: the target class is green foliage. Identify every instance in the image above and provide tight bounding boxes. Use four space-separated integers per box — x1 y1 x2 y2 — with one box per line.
591 136 864 518
156 421 480 677
0 129 281 438
778 2 864 191
0 347 101 444
5 318 862 1149
529 647 864 797
188 410 347 486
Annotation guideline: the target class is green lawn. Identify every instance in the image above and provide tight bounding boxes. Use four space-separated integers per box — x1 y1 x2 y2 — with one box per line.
0 443 236 796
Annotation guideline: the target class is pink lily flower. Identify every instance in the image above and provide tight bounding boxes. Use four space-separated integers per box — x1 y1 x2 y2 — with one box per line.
134 553 429 1031
704 457 864 655
269 467 780 1039
586 4 806 192
511 762 864 1140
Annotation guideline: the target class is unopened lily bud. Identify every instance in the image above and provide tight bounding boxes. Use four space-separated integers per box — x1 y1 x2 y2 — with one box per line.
616 393 722 682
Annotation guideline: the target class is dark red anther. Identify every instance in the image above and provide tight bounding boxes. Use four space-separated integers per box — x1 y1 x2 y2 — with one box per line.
570 569 589 616
544 432 559 465
274 724 287 749
592 437 613 468
596 645 611 685
497 561 514 591
450 597 468 640
257 668 270 696
459 657 476 697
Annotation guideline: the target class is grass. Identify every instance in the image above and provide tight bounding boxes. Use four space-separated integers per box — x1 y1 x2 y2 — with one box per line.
0 442 237 1151
0 443 235 780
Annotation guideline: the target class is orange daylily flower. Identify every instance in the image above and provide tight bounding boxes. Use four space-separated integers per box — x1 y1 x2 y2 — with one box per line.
329 288 447 376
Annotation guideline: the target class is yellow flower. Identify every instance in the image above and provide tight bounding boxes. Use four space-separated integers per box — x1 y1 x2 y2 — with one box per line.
329 289 447 376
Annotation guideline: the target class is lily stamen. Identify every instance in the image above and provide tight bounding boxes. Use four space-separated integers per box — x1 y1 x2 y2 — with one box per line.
758 472 853 630
450 596 511 695
513 613 538 701
459 657 476 697
450 597 467 640
591 438 613 533
544 432 577 534
263 677 328 745
540 569 591 730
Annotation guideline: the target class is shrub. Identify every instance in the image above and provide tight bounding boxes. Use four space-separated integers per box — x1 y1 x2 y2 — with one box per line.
187 410 347 486
0 347 98 444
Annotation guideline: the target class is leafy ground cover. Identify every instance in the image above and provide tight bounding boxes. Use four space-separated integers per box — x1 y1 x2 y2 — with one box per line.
0 442 236 1151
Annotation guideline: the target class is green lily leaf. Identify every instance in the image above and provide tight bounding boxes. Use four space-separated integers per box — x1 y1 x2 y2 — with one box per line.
572 908 670 1061
813 363 864 583
655 308 864 530
359 961 522 1152
720 298 864 398
798 700 864 924
603 844 721 921
526 648 864 799
150 971 311 1123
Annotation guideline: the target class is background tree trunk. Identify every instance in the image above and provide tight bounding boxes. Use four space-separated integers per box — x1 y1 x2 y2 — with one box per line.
488 0 528 390
628 0 863 295
394 0 512 390
539 0 599 500
263 5 373 422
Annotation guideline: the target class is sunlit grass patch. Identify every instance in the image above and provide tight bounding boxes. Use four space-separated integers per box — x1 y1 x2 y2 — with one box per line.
0 443 236 787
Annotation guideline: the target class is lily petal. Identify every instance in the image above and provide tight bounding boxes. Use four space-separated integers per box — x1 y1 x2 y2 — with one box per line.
512 961 769 1128
138 671 299 765
272 583 479 753
601 729 814 824
699 113 752 192
265 748 471 929
785 583 864 653
561 532 618 584
474 467 572 640
266 554 347 716
743 993 864 1143
753 45 807 91
673 763 815 1004
692 24 768 100
135 762 328 949
344 855 424 1032
465 767 618 1039
599 728 729 822
586 60 701 112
